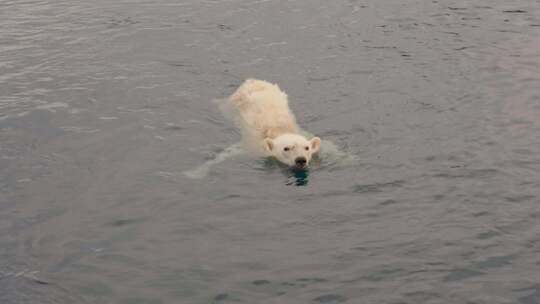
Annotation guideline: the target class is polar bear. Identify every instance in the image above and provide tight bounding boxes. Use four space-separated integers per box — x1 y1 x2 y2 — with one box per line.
183 79 333 179
227 79 321 168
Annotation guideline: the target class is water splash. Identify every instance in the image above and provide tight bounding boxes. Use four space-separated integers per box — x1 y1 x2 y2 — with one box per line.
183 143 245 179
183 139 356 180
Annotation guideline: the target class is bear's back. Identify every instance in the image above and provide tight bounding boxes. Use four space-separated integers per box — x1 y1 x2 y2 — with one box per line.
228 79 299 141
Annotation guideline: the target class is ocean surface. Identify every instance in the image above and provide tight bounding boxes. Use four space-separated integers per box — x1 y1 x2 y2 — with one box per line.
1 0 540 303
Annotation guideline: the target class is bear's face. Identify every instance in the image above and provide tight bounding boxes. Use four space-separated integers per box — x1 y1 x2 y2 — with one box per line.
264 133 321 168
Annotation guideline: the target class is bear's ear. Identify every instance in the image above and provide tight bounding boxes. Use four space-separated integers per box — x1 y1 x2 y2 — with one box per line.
264 138 274 152
310 137 321 152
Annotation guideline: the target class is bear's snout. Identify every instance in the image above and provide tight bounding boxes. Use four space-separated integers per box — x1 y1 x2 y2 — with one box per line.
295 157 307 168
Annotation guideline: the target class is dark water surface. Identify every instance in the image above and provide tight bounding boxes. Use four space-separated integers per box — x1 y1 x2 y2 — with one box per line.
1 0 540 303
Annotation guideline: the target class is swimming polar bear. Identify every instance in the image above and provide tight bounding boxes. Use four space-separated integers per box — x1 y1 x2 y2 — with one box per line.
183 79 355 179
228 79 321 168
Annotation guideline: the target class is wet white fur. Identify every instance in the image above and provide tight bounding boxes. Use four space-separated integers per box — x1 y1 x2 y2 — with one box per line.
227 79 321 167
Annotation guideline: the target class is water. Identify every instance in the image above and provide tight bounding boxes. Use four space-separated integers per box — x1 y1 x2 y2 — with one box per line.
1 0 540 303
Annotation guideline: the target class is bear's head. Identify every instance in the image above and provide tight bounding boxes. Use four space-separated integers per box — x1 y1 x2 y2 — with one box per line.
263 133 321 169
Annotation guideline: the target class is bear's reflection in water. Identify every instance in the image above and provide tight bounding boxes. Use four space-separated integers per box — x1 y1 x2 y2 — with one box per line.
287 168 309 186
259 157 313 186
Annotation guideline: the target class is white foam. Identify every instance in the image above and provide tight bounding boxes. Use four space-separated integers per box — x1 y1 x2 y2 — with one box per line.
183 143 245 179
35 102 68 112
318 139 358 167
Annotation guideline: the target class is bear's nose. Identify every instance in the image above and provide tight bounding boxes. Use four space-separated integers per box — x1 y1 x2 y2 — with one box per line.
295 157 307 167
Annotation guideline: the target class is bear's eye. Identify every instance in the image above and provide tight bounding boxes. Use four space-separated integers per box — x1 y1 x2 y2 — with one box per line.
305 146 309 151
283 147 290 152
